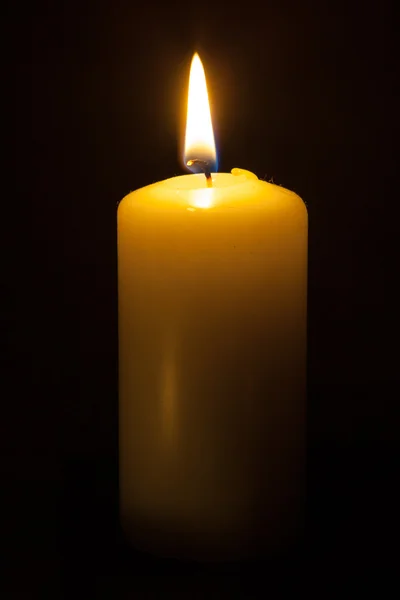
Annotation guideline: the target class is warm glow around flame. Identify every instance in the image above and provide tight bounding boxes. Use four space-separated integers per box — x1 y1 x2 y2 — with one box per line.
184 53 216 170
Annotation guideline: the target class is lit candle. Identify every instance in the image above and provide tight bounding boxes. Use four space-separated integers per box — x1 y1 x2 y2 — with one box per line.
118 53 307 560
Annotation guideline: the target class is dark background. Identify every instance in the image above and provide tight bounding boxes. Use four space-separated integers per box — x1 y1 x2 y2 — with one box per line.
7 0 398 595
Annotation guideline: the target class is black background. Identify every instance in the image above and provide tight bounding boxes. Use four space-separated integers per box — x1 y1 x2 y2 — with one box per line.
7 0 398 595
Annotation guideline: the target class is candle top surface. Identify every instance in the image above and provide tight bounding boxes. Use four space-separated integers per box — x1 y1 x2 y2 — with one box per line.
121 169 305 213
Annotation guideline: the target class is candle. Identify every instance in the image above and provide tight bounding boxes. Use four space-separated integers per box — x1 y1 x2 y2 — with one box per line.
118 53 308 560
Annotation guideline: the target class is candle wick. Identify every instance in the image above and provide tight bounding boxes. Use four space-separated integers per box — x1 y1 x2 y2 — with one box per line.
186 159 212 188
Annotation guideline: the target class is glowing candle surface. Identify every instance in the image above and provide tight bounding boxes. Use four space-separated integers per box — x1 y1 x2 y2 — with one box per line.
118 53 308 560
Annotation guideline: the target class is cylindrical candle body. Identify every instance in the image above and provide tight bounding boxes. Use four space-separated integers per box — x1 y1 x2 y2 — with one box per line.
118 169 307 560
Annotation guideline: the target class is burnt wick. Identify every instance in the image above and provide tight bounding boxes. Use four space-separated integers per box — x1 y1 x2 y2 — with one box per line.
187 159 212 187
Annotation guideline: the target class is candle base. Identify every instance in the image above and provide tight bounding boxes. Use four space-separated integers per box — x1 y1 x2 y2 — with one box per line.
120 503 304 563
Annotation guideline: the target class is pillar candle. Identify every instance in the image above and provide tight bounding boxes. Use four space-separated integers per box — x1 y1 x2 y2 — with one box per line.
118 54 308 561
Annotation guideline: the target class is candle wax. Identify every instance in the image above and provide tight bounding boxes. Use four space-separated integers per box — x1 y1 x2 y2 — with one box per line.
118 168 307 560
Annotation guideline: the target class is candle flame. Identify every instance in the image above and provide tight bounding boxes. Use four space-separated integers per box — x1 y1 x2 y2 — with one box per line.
184 53 217 172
